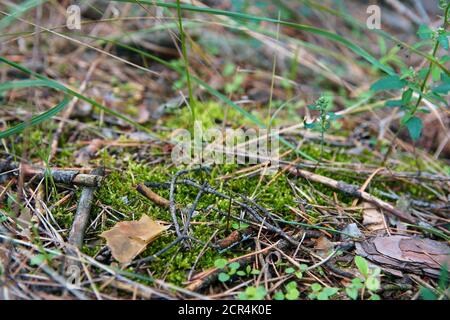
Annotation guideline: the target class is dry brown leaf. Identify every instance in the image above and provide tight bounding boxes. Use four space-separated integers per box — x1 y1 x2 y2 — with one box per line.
100 215 168 264
362 202 386 233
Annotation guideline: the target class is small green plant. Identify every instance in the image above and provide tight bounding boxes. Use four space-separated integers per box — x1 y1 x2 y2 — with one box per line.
420 264 449 300
308 283 339 300
345 256 381 300
304 95 339 159
273 281 300 300
373 1 449 162
215 259 260 282
285 264 307 279
231 222 249 230
238 286 267 300
223 63 245 95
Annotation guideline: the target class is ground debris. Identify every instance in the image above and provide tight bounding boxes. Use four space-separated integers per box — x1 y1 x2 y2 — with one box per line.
355 235 450 278
100 214 169 264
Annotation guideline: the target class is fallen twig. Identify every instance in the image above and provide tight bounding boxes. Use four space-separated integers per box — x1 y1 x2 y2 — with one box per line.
22 164 103 187
67 168 104 262
136 183 170 207
286 167 417 224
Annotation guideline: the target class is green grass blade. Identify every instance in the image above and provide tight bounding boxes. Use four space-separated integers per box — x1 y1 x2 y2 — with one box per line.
115 0 394 75
0 95 69 139
0 56 161 139
0 0 46 30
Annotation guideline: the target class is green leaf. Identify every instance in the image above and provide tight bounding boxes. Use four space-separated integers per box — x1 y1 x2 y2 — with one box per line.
214 258 228 269
228 262 240 271
317 292 330 300
299 264 308 272
346 287 359 300
285 288 300 300
322 287 339 297
355 256 369 278
286 281 297 290
386 99 403 108
369 293 381 300
420 287 437 300
366 276 380 292
237 292 248 300
438 34 449 50
438 264 448 291
433 83 450 94
351 278 364 289
401 88 413 104
311 283 322 292
304 120 317 129
223 62 235 77
236 270 246 276
405 116 423 141
417 24 434 40
30 254 46 266
308 293 317 299
218 272 230 282
371 75 407 91
285 267 295 274
273 291 285 300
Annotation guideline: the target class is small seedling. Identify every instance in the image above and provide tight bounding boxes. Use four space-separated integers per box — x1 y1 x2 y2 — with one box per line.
373 1 450 164
304 95 340 159
273 281 300 300
238 286 267 300
420 264 449 300
215 259 260 282
308 283 339 300
345 256 381 300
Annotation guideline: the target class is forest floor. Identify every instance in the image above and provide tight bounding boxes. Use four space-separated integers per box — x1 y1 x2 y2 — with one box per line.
0 0 449 300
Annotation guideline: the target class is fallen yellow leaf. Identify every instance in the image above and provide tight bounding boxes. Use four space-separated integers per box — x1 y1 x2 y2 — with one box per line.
100 215 168 264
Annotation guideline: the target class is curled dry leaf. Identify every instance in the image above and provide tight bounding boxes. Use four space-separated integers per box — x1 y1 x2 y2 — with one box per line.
356 235 450 278
100 215 169 264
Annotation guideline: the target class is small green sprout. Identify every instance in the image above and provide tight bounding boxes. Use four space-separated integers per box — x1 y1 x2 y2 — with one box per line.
308 283 339 300
238 286 267 300
345 256 381 300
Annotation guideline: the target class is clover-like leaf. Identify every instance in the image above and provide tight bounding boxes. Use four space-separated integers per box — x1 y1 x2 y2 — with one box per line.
214 258 228 269
355 256 369 278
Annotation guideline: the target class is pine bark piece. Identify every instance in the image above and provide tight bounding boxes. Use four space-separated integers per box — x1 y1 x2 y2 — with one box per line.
356 236 450 278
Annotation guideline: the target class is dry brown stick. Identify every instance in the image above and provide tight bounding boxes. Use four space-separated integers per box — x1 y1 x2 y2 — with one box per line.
136 184 170 207
67 168 104 254
286 167 417 224
21 164 103 187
